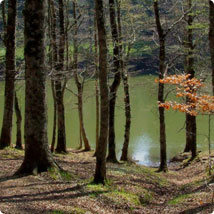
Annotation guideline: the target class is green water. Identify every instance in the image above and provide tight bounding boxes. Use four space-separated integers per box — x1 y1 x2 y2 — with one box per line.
0 76 213 166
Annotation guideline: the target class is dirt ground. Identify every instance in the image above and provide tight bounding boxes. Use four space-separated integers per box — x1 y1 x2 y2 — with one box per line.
0 148 214 214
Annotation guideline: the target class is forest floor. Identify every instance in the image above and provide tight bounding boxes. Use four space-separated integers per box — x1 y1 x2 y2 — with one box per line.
0 148 214 214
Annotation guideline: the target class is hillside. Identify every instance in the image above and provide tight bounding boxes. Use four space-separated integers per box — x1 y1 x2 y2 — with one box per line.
1 0 208 75
0 148 214 214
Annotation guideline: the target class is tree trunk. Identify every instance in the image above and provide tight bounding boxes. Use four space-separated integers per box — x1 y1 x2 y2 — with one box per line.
154 1 167 172
0 0 17 149
94 0 109 184
16 0 59 175
209 0 214 96
51 81 57 153
184 0 197 159
55 0 67 153
107 0 121 163
14 92 22 150
116 0 131 161
73 0 90 151
94 13 100 157
49 0 58 153
1 0 7 46
55 81 67 153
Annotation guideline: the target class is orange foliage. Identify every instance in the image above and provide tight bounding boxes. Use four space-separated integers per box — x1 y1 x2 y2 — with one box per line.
156 74 214 116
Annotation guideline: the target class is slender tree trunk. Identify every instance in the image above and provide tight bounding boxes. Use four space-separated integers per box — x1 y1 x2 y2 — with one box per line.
78 125 82 149
65 0 69 71
107 0 121 163
94 20 100 156
94 0 109 184
50 0 58 153
51 81 57 153
16 0 59 175
184 0 197 159
209 0 214 95
154 1 167 172
209 2 214 167
1 0 7 46
0 0 17 149
55 0 67 153
14 92 22 150
116 0 131 161
73 0 90 151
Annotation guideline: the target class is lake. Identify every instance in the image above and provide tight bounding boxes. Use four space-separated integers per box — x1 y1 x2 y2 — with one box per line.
0 75 213 166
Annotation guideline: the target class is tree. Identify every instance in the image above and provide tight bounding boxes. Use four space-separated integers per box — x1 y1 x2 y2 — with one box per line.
93 13 100 157
117 0 132 162
14 92 22 149
183 0 197 159
94 0 109 184
209 0 214 95
154 0 167 172
55 0 67 153
157 74 214 116
0 0 17 149
72 0 91 151
16 0 59 175
1 0 7 46
49 0 58 153
107 0 121 163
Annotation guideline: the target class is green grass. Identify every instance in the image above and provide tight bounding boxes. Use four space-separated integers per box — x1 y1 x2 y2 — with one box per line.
126 164 170 187
50 211 65 214
0 40 153 61
0 47 24 59
168 194 190 205
87 182 152 206
105 190 141 206
50 207 86 214
1 146 24 159
139 190 153 205
48 167 73 181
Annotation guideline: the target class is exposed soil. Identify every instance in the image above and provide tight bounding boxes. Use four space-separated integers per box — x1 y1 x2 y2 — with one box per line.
0 148 214 214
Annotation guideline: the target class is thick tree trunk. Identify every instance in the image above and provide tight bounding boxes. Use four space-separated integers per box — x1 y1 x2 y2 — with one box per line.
154 1 167 172
107 0 121 163
0 0 17 149
94 0 109 184
73 0 90 151
14 92 22 150
209 0 214 96
55 81 67 153
55 0 67 153
184 0 197 159
16 0 58 175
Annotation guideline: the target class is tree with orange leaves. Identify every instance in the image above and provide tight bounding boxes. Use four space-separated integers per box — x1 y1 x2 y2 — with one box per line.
156 74 214 159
